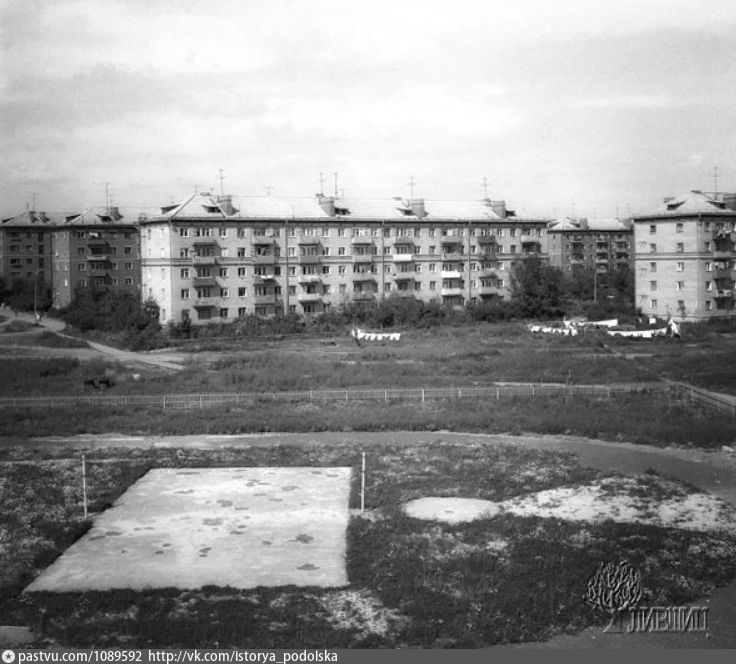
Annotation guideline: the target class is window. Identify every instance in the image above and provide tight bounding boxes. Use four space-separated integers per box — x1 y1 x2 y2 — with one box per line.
676 242 684 253
322 266 331 275
706 301 712 311
181 289 190 299
238 287 247 297
339 266 346 275
650 243 657 253
221 288 229 298
180 248 190 258
678 300 685 311
219 228 228 237
238 307 247 317
676 223 684 233
429 228 436 237
112 277 118 286
706 281 712 291
338 247 346 256
238 268 246 277
220 308 229 318
288 247 296 257
510 245 516 254
705 241 711 251
77 247 86 255
76 231 86 239
125 278 133 286
338 228 346 237
221 248 229 258
676 262 684 272
676 282 685 291
384 283 391 292
322 228 330 237
650 281 657 291
429 246 436 255
78 263 86 271
125 262 133 270
650 262 657 272
123 246 132 255
649 224 657 234
339 283 347 294
289 266 297 276
288 285 297 295
429 281 436 291
79 279 86 286
650 299 657 308
705 262 712 272
219 267 228 277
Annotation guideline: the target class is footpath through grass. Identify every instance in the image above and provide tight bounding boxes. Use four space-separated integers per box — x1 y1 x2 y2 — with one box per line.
2 442 736 648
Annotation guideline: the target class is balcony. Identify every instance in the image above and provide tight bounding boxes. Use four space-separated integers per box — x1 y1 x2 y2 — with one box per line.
392 253 414 262
193 299 218 309
393 271 416 281
297 236 321 246
393 237 415 247
253 293 277 305
252 272 276 282
192 239 218 247
351 236 374 245
352 272 377 282
87 254 111 263
475 249 496 260
570 235 584 244
477 235 498 246
714 290 734 300
298 292 323 303
441 270 464 279
298 254 322 264
479 268 497 278
478 286 499 297
192 255 218 266
440 236 464 246
252 253 277 264
298 274 322 284
714 267 732 280
87 237 109 247
521 237 542 247
441 287 465 297
442 250 466 260
596 257 609 264
251 235 276 245
192 276 218 288
713 248 733 260
352 292 377 302
352 253 375 263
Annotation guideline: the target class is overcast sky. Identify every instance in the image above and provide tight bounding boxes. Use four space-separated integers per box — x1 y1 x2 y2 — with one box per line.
2 0 736 219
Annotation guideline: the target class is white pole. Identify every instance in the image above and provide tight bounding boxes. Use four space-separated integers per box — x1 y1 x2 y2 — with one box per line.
361 452 366 513
82 454 88 519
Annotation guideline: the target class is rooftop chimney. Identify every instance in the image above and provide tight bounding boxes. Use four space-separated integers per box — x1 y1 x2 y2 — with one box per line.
409 198 427 218
217 195 234 216
489 200 507 217
316 194 335 217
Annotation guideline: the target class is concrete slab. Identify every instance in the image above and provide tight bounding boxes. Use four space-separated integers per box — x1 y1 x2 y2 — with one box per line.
26 467 352 592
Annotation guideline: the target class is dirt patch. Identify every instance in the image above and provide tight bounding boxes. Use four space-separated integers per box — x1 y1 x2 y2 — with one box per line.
404 476 736 532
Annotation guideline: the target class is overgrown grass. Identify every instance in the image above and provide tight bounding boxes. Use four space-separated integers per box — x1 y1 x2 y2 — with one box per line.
1 392 734 448
2 443 735 648
1 320 35 333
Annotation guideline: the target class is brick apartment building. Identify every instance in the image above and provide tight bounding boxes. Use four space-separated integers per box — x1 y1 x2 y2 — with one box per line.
0 209 54 292
547 217 633 278
633 190 736 321
51 206 141 309
139 193 549 324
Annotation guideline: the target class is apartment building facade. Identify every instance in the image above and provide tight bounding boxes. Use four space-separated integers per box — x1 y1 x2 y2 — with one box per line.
633 190 736 321
0 210 54 289
547 217 633 277
51 207 141 308
139 193 549 324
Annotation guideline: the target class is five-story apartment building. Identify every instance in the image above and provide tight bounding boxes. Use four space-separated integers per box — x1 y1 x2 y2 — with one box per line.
139 193 549 324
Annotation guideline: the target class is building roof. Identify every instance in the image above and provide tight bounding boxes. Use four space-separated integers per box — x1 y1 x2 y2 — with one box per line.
59 206 138 227
1 210 56 227
548 217 632 232
146 193 547 224
635 190 736 219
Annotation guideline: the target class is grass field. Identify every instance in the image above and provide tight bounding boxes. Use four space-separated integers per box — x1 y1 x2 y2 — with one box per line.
2 442 736 648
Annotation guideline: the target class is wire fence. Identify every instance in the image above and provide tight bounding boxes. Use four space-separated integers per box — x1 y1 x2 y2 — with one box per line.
0 382 663 410
669 381 736 418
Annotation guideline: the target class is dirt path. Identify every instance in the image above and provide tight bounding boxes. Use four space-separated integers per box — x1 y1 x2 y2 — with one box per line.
0 312 187 371
6 430 736 648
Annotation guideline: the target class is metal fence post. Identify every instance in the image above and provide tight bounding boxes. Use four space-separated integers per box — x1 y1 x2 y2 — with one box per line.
385 390 388 403
422 388 425 403
163 395 166 409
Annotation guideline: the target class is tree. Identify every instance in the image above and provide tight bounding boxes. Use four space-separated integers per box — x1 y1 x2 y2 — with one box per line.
509 256 565 318
4 277 52 313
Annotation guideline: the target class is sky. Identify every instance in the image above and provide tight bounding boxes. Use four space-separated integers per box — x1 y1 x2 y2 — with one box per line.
2 0 736 220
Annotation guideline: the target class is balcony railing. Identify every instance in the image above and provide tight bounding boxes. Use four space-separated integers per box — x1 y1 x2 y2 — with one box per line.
297 292 323 303
298 274 322 284
253 294 277 305
479 268 497 278
441 270 464 279
192 255 218 265
350 236 374 245
440 288 465 297
392 253 414 262
478 286 499 297
352 273 377 282
713 249 733 260
251 236 276 245
352 253 375 263
252 254 277 264
440 236 464 245
352 292 377 302
193 299 219 308
252 273 276 282
297 236 322 246
476 235 497 245
298 254 322 264
714 290 734 300
192 276 218 288
442 251 466 260
87 254 110 263
393 271 416 281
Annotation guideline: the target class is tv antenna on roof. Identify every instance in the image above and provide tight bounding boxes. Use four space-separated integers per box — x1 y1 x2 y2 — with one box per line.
319 172 325 196
265 186 273 196
482 177 489 199
409 176 416 199
714 166 720 195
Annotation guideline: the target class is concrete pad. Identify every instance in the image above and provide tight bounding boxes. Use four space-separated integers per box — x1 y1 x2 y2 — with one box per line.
26 467 352 592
